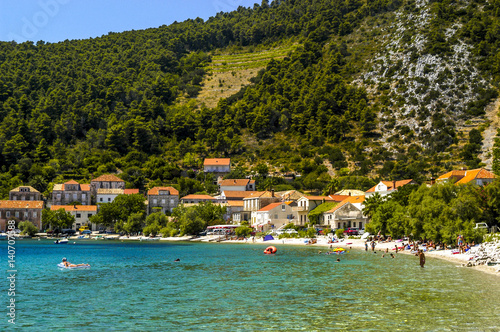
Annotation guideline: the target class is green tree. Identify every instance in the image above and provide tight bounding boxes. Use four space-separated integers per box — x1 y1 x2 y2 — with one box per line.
18 221 39 236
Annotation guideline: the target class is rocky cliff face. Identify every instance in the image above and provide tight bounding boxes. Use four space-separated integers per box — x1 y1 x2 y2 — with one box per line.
355 0 494 153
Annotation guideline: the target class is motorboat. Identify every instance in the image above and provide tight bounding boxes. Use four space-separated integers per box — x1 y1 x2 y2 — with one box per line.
54 238 69 244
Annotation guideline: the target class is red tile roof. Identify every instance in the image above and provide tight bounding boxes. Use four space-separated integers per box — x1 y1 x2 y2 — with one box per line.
257 202 289 212
80 184 91 191
227 200 244 207
181 194 216 200
366 179 414 192
10 186 40 193
219 179 251 186
226 191 258 199
0 201 44 209
123 189 140 195
50 205 97 212
456 168 496 184
92 174 124 182
64 180 79 185
204 158 231 166
147 187 179 196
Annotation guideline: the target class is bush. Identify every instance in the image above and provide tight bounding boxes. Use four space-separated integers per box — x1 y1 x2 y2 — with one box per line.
19 221 38 236
235 226 253 237
335 228 345 238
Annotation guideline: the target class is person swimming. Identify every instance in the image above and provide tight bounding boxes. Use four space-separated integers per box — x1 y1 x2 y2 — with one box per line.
61 257 89 267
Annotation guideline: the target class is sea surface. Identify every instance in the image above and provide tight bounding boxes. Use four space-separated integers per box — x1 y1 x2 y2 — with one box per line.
1 239 500 331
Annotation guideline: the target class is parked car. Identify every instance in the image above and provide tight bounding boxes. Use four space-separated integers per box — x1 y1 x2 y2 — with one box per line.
81 230 92 235
61 229 76 235
343 227 359 235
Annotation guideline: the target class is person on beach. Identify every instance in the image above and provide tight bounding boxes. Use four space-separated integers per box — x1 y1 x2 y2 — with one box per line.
390 253 395 258
418 250 425 268
365 242 368 251
336 258 340 262
371 240 376 251
395 245 398 253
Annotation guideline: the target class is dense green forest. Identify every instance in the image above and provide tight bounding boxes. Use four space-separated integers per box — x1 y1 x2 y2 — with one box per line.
1 0 499 199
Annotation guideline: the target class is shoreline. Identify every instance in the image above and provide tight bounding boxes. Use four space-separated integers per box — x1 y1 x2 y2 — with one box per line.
36 234 500 276
221 236 500 276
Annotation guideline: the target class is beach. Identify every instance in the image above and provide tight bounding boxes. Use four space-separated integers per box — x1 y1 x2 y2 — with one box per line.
220 235 500 276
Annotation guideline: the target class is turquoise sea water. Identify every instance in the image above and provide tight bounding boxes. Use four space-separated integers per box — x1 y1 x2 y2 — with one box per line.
1 239 500 331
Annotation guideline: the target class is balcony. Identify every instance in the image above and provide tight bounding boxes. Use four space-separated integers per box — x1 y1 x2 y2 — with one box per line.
292 206 307 212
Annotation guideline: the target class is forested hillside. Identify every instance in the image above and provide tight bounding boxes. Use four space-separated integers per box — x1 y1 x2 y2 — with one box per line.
0 0 499 199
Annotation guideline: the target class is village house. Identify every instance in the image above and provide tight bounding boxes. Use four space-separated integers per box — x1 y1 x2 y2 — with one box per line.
436 168 496 186
293 195 350 226
323 196 367 230
180 194 217 204
50 205 98 231
147 187 179 215
245 191 281 225
365 179 417 198
252 201 294 232
219 178 255 192
96 188 140 204
227 200 245 223
51 180 91 206
0 200 44 231
203 158 231 174
9 186 42 201
90 174 126 200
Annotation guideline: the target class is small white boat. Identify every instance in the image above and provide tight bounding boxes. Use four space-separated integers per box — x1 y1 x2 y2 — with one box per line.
0 233 8 240
140 236 160 241
54 238 69 244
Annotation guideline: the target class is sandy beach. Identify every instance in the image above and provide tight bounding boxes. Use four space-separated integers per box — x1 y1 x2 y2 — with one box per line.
219 235 500 276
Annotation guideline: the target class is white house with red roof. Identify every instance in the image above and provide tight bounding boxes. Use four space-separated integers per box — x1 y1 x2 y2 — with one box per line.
436 168 496 186
51 180 91 206
147 187 179 214
180 194 217 204
96 188 140 204
50 204 98 231
252 201 294 231
0 200 44 231
219 178 255 192
90 174 125 199
323 196 367 230
365 179 417 198
203 158 231 173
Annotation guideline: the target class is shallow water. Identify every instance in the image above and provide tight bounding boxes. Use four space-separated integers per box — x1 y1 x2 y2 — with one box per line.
1 240 499 331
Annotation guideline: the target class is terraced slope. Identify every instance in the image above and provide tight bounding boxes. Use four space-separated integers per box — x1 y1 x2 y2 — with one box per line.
196 44 298 108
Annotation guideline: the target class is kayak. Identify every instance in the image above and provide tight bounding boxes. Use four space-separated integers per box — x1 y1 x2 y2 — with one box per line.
57 263 91 269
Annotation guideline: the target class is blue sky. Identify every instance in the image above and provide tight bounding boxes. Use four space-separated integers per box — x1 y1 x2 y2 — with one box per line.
0 0 259 43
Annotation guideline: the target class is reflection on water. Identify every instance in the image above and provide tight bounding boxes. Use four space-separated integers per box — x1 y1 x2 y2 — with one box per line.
1 240 499 331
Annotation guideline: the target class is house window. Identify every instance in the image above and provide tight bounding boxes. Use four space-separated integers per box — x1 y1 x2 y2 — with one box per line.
21 196 25 200
24 211 28 218
281 204 285 212
33 212 37 218
100 197 103 202
82 194 86 200
161 199 166 204
65 194 69 200
73 194 77 200
57 194 61 200
76 213 81 218
13 196 17 200
88 214 93 218
6 211 10 217
274 214 278 219
108 198 111 202
170 199 174 205
153 199 157 204
15 212 19 218
30 197 34 200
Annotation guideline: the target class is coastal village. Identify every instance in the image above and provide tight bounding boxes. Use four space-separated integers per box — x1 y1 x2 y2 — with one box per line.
0 157 497 237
